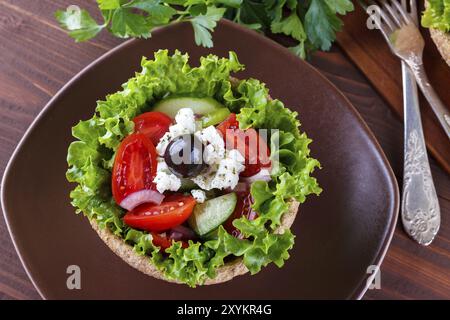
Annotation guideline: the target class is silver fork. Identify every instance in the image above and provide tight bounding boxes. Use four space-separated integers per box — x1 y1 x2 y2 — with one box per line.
362 0 450 138
361 0 441 245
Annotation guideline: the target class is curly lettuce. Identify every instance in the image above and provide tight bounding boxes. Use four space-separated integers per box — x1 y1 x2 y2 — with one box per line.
422 0 450 32
66 50 321 287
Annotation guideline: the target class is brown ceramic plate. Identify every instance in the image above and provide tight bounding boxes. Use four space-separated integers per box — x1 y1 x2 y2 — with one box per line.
1 20 399 299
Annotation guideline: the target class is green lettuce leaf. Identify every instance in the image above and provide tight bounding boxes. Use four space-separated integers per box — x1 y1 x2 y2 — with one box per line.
66 50 320 287
422 0 450 32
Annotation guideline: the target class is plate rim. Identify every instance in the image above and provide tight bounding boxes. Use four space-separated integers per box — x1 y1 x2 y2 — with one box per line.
1 19 399 300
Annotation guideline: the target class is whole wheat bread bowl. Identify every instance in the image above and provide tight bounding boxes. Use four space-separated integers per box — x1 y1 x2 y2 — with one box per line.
90 200 299 285
429 28 450 65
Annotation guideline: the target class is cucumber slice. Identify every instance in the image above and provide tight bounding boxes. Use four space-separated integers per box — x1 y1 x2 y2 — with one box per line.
201 108 231 127
188 193 237 236
153 97 226 118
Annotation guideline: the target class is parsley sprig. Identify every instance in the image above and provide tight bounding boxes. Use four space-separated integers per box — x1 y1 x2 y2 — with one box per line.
55 0 354 58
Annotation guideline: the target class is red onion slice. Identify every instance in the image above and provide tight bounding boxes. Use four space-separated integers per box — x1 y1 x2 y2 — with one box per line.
241 169 272 184
234 182 249 193
119 189 165 211
169 225 197 241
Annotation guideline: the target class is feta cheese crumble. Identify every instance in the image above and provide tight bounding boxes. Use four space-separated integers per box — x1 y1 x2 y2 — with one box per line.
156 108 198 156
191 189 206 203
170 107 197 137
153 159 181 194
194 125 225 165
192 149 245 190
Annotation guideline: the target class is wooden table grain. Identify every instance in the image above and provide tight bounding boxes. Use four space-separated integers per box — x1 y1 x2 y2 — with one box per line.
0 0 448 300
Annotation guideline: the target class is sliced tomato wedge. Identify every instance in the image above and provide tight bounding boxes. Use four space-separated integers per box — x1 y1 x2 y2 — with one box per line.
151 233 189 251
223 192 257 239
151 233 173 250
133 111 172 145
123 194 196 232
217 112 239 133
112 133 157 205
217 114 271 177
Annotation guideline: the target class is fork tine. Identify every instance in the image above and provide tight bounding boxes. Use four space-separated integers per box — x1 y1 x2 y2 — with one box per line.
392 0 414 25
369 0 396 31
381 1 402 27
378 21 394 43
366 0 395 42
410 0 418 21
401 0 407 9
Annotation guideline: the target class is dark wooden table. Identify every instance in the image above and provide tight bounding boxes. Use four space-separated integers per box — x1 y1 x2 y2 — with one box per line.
0 0 449 300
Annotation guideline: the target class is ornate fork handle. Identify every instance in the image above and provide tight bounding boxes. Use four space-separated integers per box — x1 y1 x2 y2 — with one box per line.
401 62 441 245
405 55 450 140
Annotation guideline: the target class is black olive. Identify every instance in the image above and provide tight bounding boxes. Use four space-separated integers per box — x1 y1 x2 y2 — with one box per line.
164 134 207 178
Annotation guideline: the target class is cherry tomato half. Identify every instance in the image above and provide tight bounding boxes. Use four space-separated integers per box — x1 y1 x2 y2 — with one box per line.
112 133 158 205
123 194 196 232
133 111 172 146
217 114 271 177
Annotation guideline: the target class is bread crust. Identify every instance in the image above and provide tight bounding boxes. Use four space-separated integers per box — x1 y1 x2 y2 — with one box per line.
425 0 450 66
430 28 450 66
90 200 299 285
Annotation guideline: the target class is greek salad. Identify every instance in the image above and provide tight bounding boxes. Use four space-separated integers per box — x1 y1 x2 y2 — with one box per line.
66 50 321 286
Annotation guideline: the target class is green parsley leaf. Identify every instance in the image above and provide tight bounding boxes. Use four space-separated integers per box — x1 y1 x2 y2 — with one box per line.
214 0 243 8
189 4 208 16
55 0 354 59
238 0 270 29
127 0 177 24
111 8 152 38
55 8 104 42
264 0 286 22
97 0 121 10
286 0 298 10
164 0 187 4
304 0 342 51
271 12 306 42
325 0 354 15
289 44 306 60
191 6 226 47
